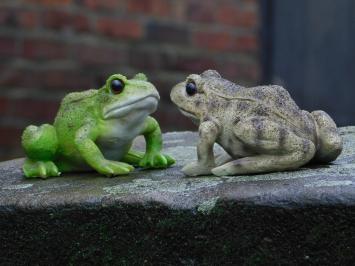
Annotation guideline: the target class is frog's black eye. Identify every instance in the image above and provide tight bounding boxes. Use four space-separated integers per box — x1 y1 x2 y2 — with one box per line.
110 79 125 94
186 82 197 96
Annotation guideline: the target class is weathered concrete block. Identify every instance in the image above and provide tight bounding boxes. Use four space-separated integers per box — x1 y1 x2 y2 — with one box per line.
1 128 355 265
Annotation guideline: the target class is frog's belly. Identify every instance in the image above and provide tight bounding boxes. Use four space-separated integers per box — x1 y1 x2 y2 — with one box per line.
96 116 146 161
96 138 133 161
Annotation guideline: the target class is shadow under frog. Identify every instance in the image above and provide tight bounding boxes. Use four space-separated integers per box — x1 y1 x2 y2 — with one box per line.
22 73 174 179
170 69 342 176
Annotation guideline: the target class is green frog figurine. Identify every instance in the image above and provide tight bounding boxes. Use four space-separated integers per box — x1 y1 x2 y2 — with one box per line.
22 73 175 178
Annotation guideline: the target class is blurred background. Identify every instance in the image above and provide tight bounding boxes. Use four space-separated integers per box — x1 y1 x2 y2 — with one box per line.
0 0 354 160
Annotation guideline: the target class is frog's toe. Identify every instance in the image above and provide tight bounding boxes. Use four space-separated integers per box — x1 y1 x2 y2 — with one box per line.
37 163 47 178
99 161 134 177
23 159 60 179
152 154 168 168
138 156 152 168
182 162 213 176
139 153 174 169
45 161 61 177
211 166 228 176
165 154 175 166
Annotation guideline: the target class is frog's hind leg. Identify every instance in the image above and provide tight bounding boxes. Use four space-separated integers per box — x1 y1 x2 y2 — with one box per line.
311 110 342 163
121 150 145 166
22 124 60 178
212 118 316 176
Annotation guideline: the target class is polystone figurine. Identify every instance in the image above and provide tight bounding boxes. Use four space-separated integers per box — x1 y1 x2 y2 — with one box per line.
170 69 342 176
22 73 174 178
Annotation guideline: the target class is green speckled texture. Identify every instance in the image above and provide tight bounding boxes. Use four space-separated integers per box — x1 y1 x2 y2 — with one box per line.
22 73 174 178
2 127 355 264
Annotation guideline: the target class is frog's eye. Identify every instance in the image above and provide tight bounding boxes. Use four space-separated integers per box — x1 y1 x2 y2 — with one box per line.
110 79 125 94
186 81 197 96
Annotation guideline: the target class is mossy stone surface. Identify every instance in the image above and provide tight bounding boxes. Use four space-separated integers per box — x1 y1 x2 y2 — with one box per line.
1 128 355 265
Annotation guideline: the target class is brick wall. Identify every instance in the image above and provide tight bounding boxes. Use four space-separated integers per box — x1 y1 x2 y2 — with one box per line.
0 0 260 160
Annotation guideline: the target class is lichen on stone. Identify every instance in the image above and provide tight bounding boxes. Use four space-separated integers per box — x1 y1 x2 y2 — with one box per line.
197 197 220 214
103 177 223 197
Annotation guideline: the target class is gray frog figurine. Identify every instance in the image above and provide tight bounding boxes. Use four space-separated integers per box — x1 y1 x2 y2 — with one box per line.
170 70 342 176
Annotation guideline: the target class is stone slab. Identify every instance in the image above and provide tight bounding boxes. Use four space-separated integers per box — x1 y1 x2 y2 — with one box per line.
1 127 355 265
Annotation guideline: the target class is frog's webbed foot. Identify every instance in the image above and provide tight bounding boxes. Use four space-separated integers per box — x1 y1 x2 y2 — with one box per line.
96 160 134 177
23 159 61 179
139 152 175 169
182 161 214 176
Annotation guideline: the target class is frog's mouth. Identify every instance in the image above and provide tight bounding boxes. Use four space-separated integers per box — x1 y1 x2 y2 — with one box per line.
177 107 195 117
178 107 200 124
104 95 160 119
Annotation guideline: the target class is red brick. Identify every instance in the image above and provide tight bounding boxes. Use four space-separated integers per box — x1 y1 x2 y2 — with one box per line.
239 64 260 81
22 39 68 59
147 78 173 99
0 37 17 57
25 0 72 5
0 97 59 122
0 97 9 114
42 69 95 90
155 105 196 131
42 10 90 32
193 31 258 53
96 17 143 39
219 61 260 82
0 126 23 147
186 0 216 23
76 45 125 65
16 99 59 122
0 148 23 161
216 6 257 28
173 57 217 72
73 14 90 32
234 35 258 52
241 0 257 5
42 10 72 29
146 22 188 44
17 10 39 28
127 0 172 17
0 68 41 89
82 0 120 10
0 67 93 91
0 8 39 29
0 8 16 27
193 31 234 51
128 49 162 70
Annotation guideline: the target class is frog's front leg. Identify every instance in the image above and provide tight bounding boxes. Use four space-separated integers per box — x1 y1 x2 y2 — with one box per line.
139 116 175 169
75 122 134 176
182 120 220 176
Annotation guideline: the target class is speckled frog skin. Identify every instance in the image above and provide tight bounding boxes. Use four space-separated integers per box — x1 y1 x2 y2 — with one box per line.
22 73 174 178
170 70 342 176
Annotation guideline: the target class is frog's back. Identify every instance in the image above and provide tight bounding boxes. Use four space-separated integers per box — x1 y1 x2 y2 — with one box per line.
53 90 98 154
244 85 301 115
238 85 315 138
206 79 312 133
60 89 98 106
